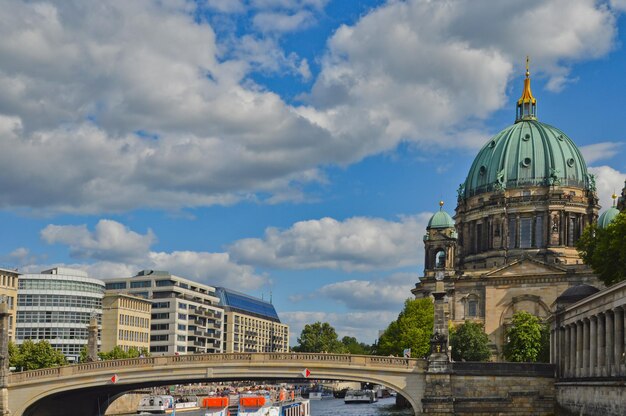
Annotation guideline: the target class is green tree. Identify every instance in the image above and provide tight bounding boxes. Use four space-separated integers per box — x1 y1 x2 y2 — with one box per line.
340 336 372 355
293 321 345 353
376 298 434 358
503 311 548 363
449 321 491 362
8 341 21 368
10 340 67 370
577 212 626 286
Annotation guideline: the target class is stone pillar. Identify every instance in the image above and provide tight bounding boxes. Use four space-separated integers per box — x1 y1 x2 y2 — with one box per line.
550 329 555 365
606 311 614 376
564 325 571 377
422 281 453 415
87 315 99 362
0 302 11 416
590 316 597 377
559 327 566 378
614 307 624 376
598 314 606 375
576 321 583 377
580 318 590 377
569 324 576 377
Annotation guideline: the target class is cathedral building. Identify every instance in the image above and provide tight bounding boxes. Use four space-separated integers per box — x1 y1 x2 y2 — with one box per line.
412 63 623 358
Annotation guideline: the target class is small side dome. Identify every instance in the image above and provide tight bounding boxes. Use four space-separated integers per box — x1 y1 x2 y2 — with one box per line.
598 206 620 229
427 203 455 229
556 284 599 305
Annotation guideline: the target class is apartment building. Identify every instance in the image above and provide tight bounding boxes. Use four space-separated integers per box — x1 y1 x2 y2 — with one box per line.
104 270 223 355
216 288 289 353
101 292 151 353
0 267 19 341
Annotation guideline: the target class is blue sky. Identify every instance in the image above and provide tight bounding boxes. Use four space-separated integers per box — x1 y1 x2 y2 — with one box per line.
0 0 625 344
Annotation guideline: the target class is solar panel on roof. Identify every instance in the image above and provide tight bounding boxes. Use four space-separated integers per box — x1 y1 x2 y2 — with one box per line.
220 290 280 320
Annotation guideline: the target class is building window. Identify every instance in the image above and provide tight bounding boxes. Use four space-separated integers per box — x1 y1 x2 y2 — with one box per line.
435 250 446 268
519 217 532 248
130 280 151 288
468 300 478 317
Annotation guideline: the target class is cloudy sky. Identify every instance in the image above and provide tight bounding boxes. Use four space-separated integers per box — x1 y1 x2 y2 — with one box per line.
1 0 625 344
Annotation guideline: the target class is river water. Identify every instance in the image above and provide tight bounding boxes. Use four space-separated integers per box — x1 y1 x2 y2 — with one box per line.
121 397 413 415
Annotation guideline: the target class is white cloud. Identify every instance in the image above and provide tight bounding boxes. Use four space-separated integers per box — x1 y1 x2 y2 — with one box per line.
282 310 398 346
148 251 266 289
580 142 623 164
229 214 431 272
305 0 616 151
0 0 618 214
41 220 156 263
318 272 417 311
35 220 267 289
253 11 316 33
589 165 626 210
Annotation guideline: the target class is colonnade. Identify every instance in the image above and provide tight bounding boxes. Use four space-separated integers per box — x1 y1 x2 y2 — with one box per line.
552 306 626 378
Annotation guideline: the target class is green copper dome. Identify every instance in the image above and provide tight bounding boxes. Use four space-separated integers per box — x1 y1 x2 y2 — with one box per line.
598 206 620 229
428 209 455 229
463 120 590 198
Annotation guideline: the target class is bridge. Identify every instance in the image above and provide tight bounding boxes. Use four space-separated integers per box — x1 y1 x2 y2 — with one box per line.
4 353 427 416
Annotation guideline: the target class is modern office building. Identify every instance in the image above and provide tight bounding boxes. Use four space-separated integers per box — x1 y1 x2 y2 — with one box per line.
216 287 289 353
101 292 151 353
0 267 19 341
16 267 105 362
104 270 223 355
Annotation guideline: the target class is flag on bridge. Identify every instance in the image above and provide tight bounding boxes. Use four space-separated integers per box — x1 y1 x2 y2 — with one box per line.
403 348 411 358
110 374 119 384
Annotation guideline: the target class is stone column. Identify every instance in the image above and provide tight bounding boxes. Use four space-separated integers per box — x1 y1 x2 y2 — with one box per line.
606 311 614 376
598 314 606 375
559 327 566 378
614 308 624 377
422 280 453 415
569 324 576 378
582 318 590 377
87 315 99 362
576 321 583 377
0 302 11 416
590 316 597 377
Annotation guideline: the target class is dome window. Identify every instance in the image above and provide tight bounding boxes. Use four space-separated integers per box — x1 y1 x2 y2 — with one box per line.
523 133 531 141
489 140 496 148
521 157 532 167
479 166 487 175
557 134 564 141
567 158 575 167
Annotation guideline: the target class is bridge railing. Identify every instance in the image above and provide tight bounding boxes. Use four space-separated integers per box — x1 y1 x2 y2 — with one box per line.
8 353 424 384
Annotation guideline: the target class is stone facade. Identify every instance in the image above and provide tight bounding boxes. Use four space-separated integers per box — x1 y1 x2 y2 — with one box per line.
422 362 556 415
101 293 151 353
0 268 18 342
550 279 626 416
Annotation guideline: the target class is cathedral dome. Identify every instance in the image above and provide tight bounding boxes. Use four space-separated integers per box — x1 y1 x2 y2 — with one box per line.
462 62 589 199
598 206 620 229
427 202 455 229
463 120 590 198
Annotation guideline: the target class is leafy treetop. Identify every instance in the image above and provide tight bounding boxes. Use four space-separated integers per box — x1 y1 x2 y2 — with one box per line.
577 212 626 286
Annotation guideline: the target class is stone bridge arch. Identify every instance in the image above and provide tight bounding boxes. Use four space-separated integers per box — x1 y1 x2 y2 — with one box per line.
7 353 427 416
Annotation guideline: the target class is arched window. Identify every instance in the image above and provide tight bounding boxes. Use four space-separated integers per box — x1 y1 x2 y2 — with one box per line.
435 250 446 269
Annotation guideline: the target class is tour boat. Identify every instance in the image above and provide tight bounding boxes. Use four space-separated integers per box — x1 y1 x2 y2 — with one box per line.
202 396 230 416
137 395 200 414
307 387 333 400
344 389 377 404
237 391 311 416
